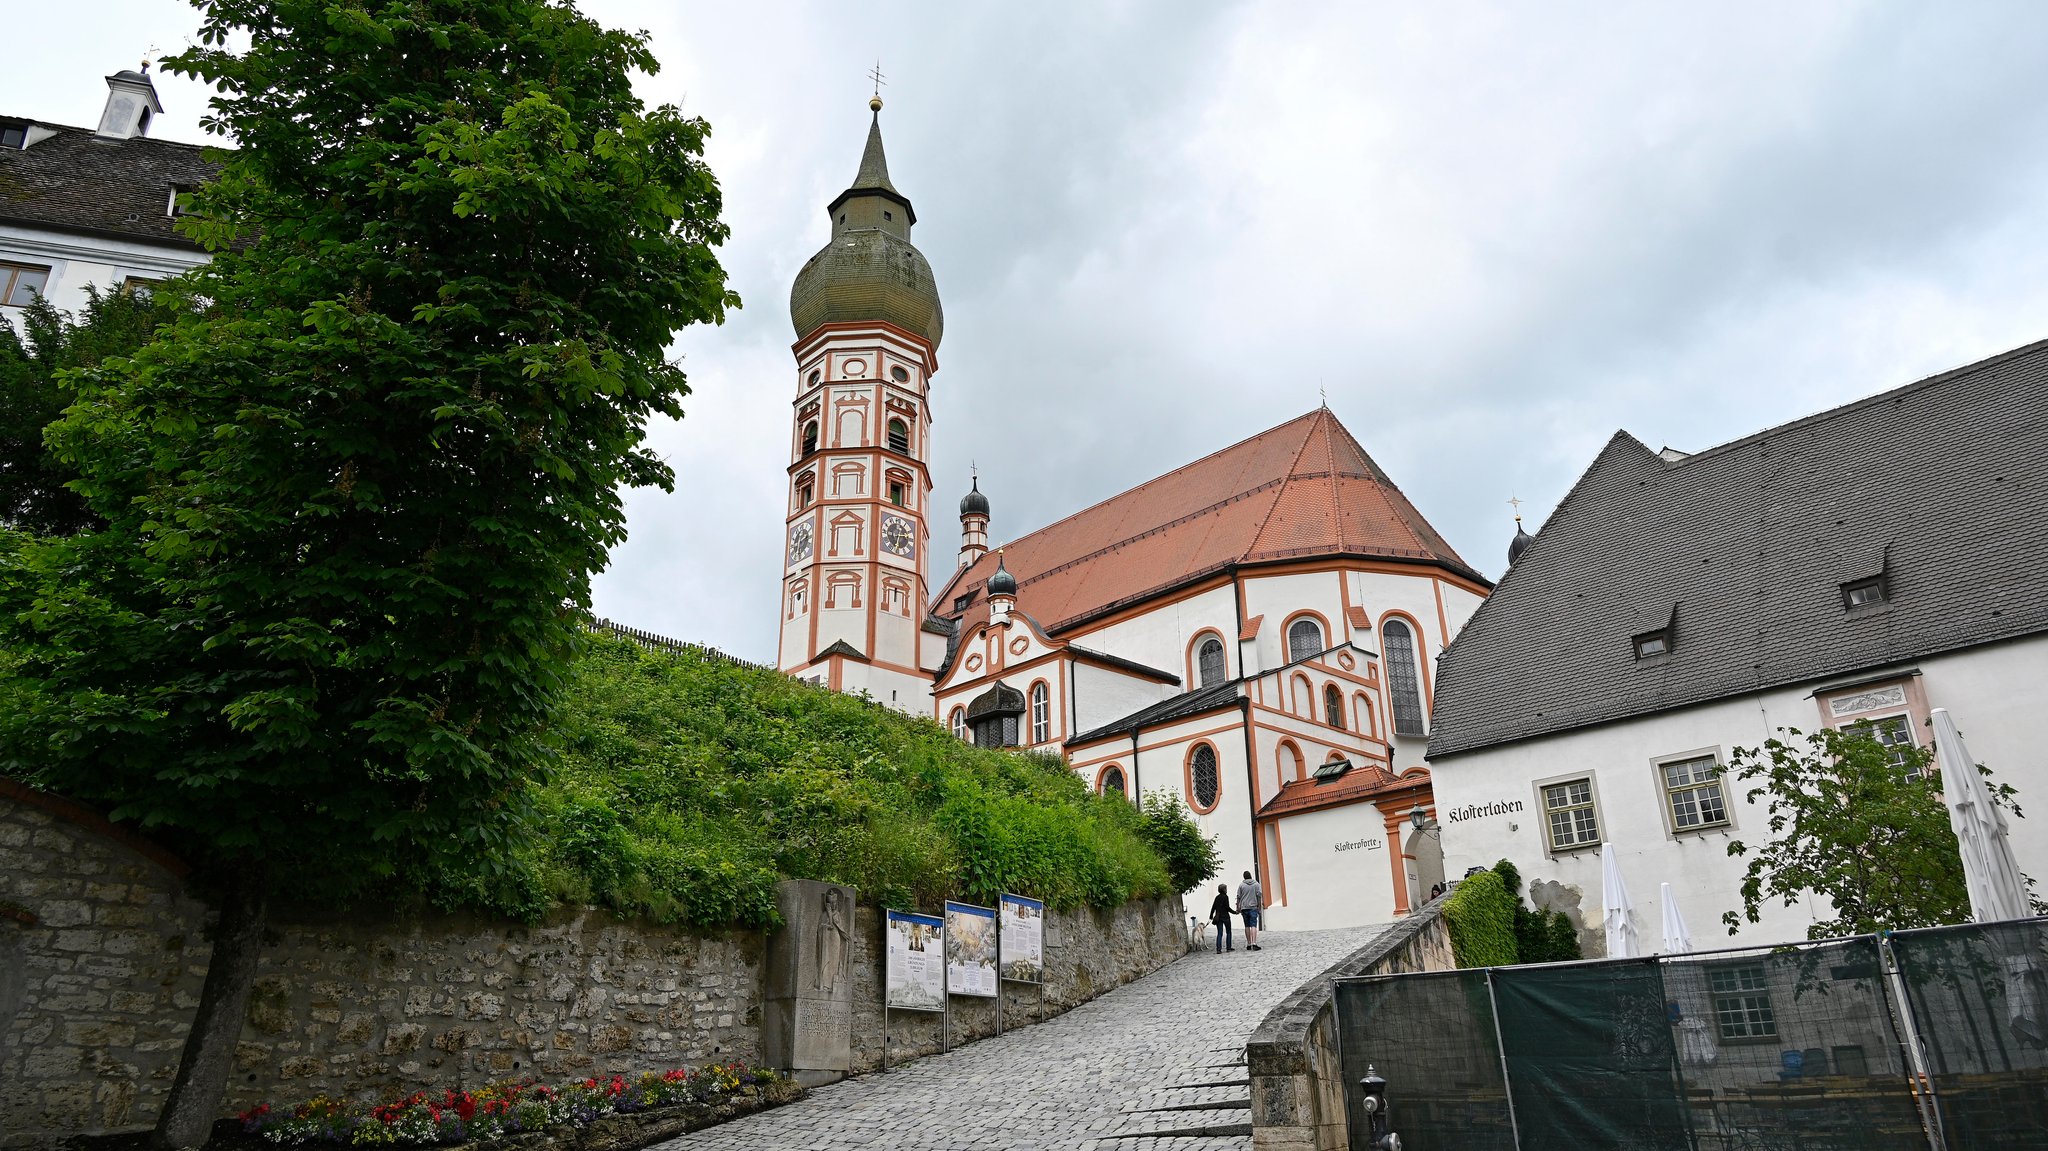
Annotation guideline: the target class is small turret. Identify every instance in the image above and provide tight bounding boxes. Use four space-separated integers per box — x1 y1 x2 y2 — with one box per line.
97 61 162 140
959 474 990 567
987 550 1017 625
1508 515 1534 566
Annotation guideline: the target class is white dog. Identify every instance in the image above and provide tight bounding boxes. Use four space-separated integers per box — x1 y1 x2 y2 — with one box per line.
1188 914 1209 948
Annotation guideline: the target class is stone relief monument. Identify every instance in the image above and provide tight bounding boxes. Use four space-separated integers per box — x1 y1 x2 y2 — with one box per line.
762 878 855 1085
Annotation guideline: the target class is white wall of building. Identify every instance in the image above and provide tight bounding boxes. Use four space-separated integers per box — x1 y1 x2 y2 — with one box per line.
1430 634 2048 951
1265 805 1400 930
0 223 207 316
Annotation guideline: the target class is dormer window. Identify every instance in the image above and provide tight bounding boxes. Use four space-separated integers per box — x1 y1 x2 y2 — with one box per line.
954 590 979 611
1842 576 1887 610
165 183 190 217
1633 630 1670 660
1313 757 1353 783
0 123 25 150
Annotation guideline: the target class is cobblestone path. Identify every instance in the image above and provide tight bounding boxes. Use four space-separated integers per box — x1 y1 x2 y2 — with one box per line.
662 922 1391 1151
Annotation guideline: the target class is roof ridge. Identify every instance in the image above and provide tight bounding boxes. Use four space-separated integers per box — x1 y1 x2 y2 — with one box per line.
1662 336 2048 466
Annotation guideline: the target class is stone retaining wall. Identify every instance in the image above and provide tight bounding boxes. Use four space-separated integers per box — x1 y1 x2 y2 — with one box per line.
0 784 1187 1146
1245 896 1456 1151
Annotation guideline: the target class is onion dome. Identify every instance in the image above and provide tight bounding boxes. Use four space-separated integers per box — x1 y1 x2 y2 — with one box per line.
789 100 944 348
1508 517 1534 566
960 475 990 517
987 550 1017 596
966 680 1025 722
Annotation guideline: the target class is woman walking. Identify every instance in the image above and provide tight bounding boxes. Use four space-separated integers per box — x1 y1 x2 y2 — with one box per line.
1209 884 1235 953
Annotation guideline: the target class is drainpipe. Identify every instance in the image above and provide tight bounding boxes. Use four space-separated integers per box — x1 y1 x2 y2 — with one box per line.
1130 727 1141 802
1239 697 1259 885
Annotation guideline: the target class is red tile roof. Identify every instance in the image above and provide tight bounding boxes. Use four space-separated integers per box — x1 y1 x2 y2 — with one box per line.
1258 763 1426 819
934 409 1482 634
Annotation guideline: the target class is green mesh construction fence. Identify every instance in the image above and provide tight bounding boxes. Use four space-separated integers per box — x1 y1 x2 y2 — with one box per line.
1330 924 2043 1151
1891 918 2048 1150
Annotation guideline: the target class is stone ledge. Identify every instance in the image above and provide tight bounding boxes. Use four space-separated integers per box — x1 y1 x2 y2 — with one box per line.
1244 905 1444 1077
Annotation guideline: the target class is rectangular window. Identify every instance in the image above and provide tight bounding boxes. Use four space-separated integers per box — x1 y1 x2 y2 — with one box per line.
1662 756 1729 830
1543 779 1600 851
888 482 906 507
1 123 25 150
1709 964 1777 1041
1851 714 1921 777
1633 630 1669 659
1 261 51 307
1842 576 1886 609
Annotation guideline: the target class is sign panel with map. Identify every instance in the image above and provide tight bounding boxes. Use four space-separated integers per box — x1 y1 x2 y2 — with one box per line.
884 909 946 1011
999 893 1045 984
944 901 999 997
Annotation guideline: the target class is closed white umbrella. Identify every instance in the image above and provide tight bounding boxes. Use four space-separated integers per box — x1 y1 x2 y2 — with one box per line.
1660 882 1694 955
1602 843 1640 958
1933 708 2030 923
1932 708 2043 1045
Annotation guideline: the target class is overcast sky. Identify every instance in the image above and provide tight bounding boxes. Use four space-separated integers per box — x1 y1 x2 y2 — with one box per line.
12 3 2048 662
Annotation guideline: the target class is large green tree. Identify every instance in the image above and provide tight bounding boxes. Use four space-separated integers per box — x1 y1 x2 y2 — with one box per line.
0 1 734 1144
0 289 177 535
1722 725 2029 939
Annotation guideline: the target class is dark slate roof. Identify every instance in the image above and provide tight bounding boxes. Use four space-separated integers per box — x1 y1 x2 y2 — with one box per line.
0 121 218 248
1069 681 1242 746
1428 337 2048 759
1066 645 1181 685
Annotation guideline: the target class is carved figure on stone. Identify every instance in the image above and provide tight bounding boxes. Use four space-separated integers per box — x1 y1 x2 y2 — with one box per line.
814 887 850 992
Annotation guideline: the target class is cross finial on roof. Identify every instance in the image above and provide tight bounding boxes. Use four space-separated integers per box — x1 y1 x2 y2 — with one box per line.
1319 381 1327 409
1507 495 1523 523
868 60 886 112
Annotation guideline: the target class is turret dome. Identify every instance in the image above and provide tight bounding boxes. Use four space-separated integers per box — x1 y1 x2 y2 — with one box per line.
959 476 990 517
986 552 1017 596
789 105 944 347
1508 519 1534 566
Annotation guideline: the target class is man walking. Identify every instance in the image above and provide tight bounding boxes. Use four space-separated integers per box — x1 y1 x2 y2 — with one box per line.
1237 870 1264 951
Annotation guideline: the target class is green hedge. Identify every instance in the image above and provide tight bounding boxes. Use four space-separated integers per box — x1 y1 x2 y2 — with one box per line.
1442 870 1519 967
430 636 1192 929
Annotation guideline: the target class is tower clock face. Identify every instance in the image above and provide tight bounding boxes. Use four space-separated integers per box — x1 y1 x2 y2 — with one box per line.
881 514 916 559
787 521 814 565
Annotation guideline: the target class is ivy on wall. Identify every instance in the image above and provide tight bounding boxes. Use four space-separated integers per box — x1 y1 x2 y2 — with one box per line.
1442 869 1519 968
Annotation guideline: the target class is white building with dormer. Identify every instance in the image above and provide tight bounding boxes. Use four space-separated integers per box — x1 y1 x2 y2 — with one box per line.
0 65 216 315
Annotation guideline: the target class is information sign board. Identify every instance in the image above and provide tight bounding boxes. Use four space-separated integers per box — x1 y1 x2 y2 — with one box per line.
999 893 1045 984
884 909 945 1011
944 901 999 997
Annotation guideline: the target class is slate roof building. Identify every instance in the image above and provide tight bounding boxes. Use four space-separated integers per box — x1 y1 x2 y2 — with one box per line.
0 66 218 314
776 101 1486 929
1427 338 2048 949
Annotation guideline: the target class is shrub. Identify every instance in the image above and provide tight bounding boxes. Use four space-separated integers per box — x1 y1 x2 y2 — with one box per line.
1491 858 1583 964
1443 869 1518 967
1136 790 1222 893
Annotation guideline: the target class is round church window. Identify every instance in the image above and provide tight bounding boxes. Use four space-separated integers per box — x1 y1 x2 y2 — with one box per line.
845 358 868 377
892 365 910 382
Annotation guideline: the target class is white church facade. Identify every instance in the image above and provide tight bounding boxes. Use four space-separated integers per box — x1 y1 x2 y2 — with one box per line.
774 100 1491 929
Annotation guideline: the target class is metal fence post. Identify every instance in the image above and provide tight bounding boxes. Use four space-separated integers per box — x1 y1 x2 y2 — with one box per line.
1483 967 1524 1151
1878 932 1948 1151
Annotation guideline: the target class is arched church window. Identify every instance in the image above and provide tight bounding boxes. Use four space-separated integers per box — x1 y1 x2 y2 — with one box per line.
1288 618 1324 662
1324 684 1345 729
1382 618 1426 738
950 707 966 740
887 419 910 454
796 474 813 508
1196 636 1226 688
1100 765 1126 800
801 421 819 456
1029 681 1051 744
1187 743 1220 812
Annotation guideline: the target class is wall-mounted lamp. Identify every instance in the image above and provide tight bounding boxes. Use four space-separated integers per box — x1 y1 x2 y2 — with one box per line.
1409 804 1440 839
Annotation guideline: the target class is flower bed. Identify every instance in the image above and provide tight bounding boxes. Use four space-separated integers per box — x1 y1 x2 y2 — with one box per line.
239 1063 795 1147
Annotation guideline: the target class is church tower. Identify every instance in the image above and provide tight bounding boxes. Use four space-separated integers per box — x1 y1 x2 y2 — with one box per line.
778 97 946 713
